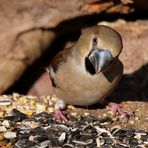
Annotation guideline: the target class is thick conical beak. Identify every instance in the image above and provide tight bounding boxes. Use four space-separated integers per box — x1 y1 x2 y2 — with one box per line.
87 48 113 74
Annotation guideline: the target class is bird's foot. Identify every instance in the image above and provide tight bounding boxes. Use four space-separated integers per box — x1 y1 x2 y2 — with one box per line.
54 109 68 122
106 102 132 116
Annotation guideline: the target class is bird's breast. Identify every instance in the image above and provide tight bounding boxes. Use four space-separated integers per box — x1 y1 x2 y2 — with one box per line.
54 58 123 106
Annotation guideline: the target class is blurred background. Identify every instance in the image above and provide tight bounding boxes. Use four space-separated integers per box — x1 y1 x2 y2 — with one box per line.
0 0 147 102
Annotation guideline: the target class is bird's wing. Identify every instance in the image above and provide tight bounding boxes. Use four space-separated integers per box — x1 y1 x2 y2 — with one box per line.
50 47 72 72
46 47 72 88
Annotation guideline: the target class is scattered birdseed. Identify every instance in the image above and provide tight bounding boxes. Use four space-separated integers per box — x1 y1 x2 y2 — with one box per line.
0 126 7 132
0 94 147 147
4 131 17 139
0 100 12 106
1 120 10 128
59 132 66 142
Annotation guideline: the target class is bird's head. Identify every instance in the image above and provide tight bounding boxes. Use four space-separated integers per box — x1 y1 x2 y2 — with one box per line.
75 25 123 75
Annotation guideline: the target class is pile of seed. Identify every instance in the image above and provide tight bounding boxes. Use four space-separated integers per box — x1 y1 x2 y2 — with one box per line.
0 94 148 147
0 110 147 148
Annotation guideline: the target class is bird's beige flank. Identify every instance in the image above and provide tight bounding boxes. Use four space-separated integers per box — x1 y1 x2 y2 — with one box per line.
47 25 124 121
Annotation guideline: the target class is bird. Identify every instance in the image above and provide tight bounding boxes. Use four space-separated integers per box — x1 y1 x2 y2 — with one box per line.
47 25 130 121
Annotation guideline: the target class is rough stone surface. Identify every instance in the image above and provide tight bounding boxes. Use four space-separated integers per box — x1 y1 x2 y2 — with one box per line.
0 0 147 93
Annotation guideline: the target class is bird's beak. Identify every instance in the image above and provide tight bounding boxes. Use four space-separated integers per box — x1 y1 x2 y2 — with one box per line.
87 48 100 74
87 48 113 74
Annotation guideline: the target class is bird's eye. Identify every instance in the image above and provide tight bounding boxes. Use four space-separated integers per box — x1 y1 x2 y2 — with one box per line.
92 36 97 46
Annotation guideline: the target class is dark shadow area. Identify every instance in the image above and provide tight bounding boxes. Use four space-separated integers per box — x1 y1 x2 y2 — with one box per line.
5 30 80 94
6 9 148 102
109 64 148 102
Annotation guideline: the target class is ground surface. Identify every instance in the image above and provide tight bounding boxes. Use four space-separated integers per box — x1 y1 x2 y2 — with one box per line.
0 94 148 147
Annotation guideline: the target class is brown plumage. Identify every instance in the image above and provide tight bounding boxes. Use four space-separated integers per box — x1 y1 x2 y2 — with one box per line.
47 25 128 121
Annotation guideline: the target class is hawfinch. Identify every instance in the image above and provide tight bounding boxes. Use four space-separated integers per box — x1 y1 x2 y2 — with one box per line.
47 25 129 121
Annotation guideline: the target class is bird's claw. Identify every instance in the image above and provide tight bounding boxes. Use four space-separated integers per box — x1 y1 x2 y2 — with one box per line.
106 102 132 116
54 109 68 122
